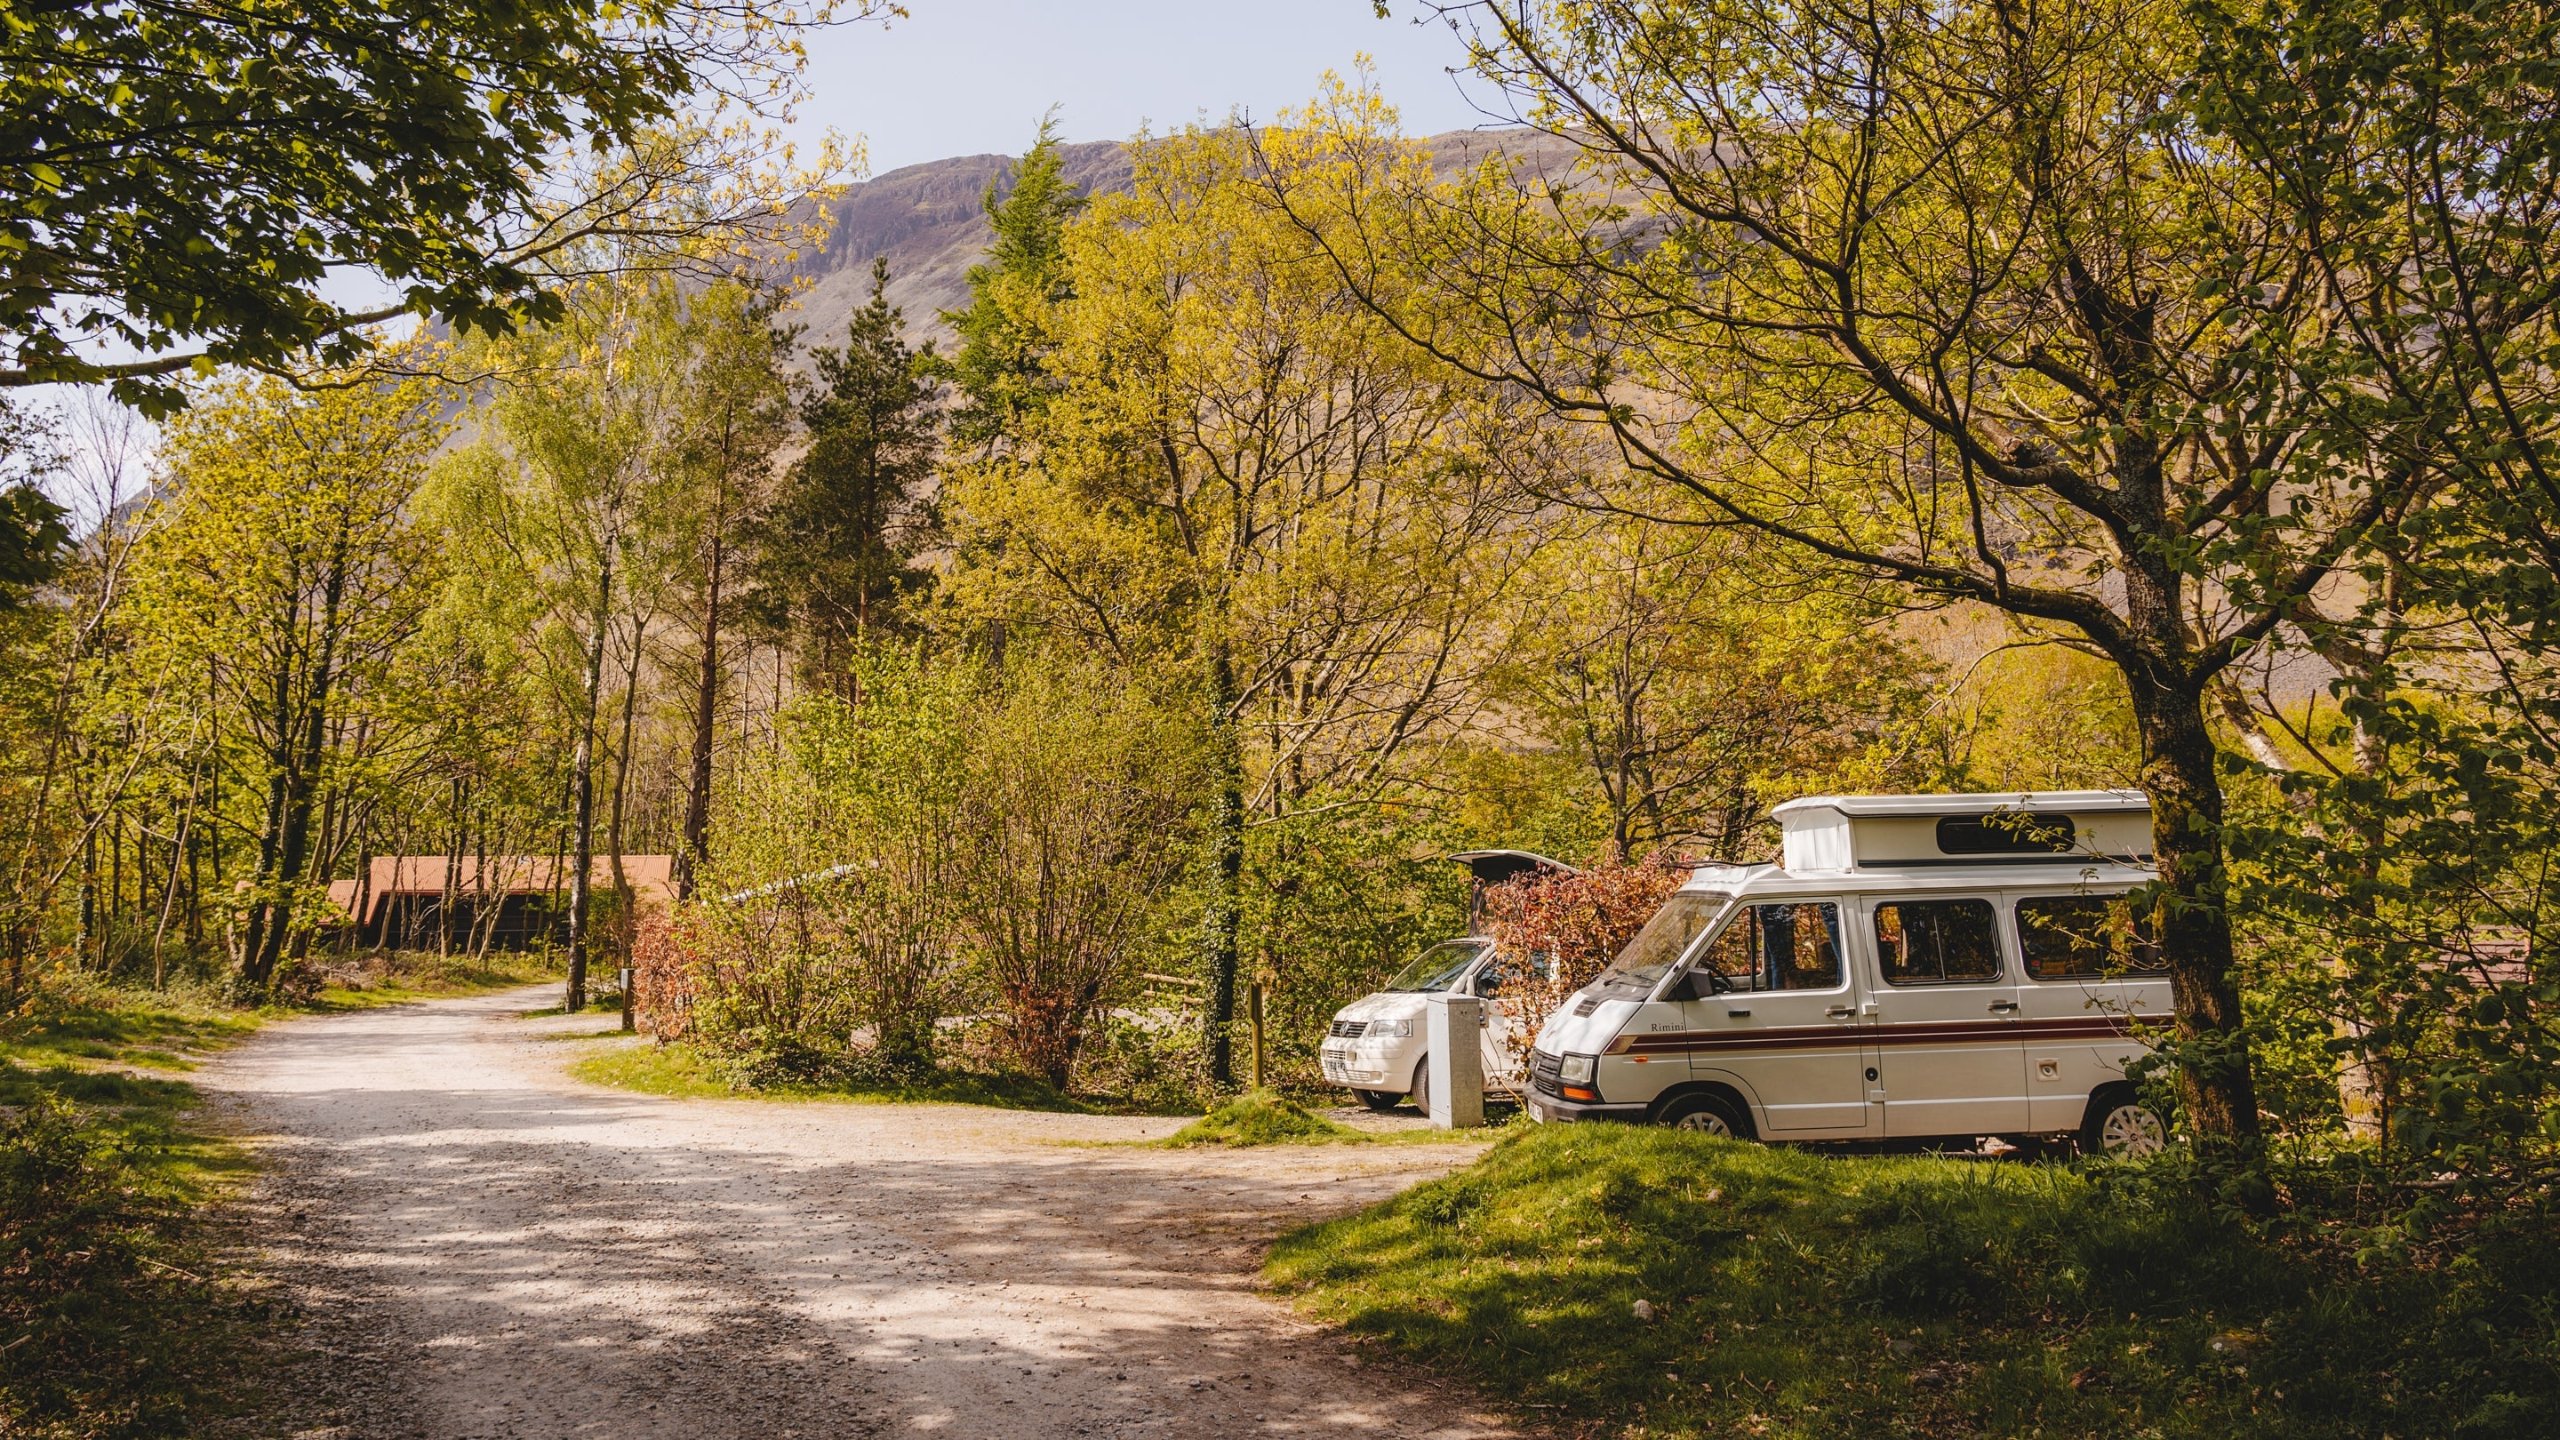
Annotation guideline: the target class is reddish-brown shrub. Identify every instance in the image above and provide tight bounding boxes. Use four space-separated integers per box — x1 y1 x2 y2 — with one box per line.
1484 851 1693 1014
631 907 709 1042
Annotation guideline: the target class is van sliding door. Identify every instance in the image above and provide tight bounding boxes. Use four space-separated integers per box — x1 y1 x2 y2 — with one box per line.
1860 896 2030 1139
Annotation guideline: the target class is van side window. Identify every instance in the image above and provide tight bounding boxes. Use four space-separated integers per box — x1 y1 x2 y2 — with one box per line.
1696 902 1843 991
1873 900 2002 984
2015 895 2165 979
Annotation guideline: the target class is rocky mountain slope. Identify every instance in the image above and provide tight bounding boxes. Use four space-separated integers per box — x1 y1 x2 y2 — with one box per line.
778 129 1582 352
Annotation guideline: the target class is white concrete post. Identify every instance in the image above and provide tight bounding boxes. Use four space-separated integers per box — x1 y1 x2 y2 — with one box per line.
1425 994 1485 1129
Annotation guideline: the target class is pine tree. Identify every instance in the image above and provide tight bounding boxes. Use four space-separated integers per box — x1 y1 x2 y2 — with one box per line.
747 259 941 684
942 118 1087 451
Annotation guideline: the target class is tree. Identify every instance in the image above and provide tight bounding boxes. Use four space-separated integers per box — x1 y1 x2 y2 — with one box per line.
140 369 448 992
662 283 793 900
942 118 1089 451
441 275 703 1011
1499 515 1945 860
746 260 941 684
944 110 1543 1085
0 0 873 412
1262 18 2434 1192
2189 0 2560 1187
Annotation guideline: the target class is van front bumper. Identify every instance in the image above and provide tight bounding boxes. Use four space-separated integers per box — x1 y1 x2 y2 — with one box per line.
1319 1043 1396 1088
1524 1090 1650 1124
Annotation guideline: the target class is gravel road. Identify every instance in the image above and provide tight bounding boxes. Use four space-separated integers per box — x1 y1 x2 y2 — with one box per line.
200 987 1520 1440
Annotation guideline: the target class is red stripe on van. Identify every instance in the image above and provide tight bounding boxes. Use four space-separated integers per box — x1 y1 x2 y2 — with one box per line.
1619 1016 2140 1056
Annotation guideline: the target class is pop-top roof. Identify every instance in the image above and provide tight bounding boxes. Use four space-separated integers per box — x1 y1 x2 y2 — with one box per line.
1769 790 2149 820
1773 791 2152 873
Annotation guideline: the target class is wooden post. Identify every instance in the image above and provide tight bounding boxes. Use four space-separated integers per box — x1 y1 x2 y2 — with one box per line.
1248 980 1267 1092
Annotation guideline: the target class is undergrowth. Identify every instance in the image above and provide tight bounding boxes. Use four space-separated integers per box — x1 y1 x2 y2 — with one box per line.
1268 1123 2560 1439
0 1070 259 1438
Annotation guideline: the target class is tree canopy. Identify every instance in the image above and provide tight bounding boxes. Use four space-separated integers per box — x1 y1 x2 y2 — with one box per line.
0 0 870 413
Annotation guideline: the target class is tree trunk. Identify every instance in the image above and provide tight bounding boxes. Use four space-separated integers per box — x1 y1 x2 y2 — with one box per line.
1203 644 1244 1087
607 623 644 944
2128 672 2267 1198
564 543 617 1013
246 537 350 991
679 530 725 902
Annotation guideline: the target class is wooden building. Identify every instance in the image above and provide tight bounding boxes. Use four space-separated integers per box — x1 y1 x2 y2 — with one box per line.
325 855 675 951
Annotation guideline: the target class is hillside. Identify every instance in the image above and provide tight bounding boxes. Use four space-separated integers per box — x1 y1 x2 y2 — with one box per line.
779 128 1584 351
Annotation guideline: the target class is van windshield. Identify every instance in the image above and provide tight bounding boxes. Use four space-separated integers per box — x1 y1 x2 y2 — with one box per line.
1384 939 1491 993
1593 892 1733 994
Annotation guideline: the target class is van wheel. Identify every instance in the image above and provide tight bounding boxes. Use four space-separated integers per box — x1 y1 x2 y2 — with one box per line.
2081 1087 2167 1158
1658 1092 1753 1139
1353 1088 1400 1113
1409 1057 1431 1115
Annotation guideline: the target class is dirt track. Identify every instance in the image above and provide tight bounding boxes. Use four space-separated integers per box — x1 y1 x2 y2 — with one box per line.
200 987 1519 1440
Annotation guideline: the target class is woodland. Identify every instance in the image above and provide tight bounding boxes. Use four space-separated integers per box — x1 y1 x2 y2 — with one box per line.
2 0 2557 1236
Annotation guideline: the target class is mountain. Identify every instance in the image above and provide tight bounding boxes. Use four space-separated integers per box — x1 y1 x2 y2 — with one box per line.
777 129 1585 353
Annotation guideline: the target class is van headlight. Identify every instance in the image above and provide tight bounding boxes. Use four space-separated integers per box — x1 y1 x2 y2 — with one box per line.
1559 1054 1596 1084
1368 1018 1413 1039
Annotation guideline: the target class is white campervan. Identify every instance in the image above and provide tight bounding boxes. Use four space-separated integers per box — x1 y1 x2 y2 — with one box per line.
1320 851 1573 1112
1525 792 2173 1156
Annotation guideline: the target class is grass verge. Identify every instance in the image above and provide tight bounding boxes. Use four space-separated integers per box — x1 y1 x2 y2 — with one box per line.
1161 1089 1366 1146
1 954 562 1437
565 1034 1184 1114
1267 1123 2560 1439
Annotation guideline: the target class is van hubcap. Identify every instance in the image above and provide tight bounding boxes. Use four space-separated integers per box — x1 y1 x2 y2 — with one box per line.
1673 1109 1732 1136
2099 1103 2166 1156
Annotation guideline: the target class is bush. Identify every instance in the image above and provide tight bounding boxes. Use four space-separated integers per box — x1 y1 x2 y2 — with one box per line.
1482 849 1691 1015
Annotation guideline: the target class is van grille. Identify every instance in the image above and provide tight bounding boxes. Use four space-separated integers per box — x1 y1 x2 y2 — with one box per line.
1530 1051 1563 1097
1328 1019 1368 1039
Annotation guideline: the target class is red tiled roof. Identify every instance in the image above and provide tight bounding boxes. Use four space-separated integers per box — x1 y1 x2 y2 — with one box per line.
325 855 675 928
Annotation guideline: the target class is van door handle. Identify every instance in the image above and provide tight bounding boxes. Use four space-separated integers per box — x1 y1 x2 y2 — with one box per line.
1826 1005 1856 1018
1988 1000 2020 1013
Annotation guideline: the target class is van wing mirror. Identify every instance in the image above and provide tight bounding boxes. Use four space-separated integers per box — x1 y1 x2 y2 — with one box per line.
1666 969 1731 1002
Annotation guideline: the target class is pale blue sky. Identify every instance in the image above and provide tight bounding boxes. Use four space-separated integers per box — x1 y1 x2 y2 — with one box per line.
804 1 1496 172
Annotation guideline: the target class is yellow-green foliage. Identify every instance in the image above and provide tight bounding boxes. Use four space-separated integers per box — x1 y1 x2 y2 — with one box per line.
1271 1124 2560 1439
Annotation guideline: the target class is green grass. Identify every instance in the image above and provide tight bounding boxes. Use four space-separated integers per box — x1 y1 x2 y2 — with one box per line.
566 1034 1177 1113
0 982 259 1074
1267 1123 2560 1439
302 950 561 1012
0 1049 263 1437
1150 1088 1492 1148
1161 1089 1366 1146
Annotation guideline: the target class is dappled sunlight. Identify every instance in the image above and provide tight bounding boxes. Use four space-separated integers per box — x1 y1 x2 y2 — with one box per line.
202 988 1514 1438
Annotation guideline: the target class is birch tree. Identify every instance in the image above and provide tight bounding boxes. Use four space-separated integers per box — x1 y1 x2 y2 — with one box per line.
139 369 447 992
